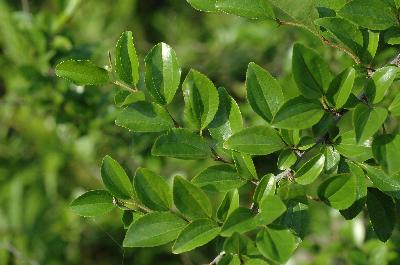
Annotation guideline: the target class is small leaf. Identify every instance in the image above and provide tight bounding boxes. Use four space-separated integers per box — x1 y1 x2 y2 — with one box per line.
232 151 257 180
318 174 357 210
294 154 325 185
216 0 274 19
372 134 400 175
144 42 181 105
389 93 400 116
253 174 276 204
326 68 356 108
256 195 286 225
292 43 332 99
353 104 387 143
115 101 174 132
134 168 172 211
115 31 139 86
221 208 258 237
361 164 400 199
246 62 284 122
173 176 212 219
172 219 220 253
217 189 240 221
224 126 285 155
324 146 340 172
55 60 109 86
366 188 396 242
183 69 219 130
70 190 115 217
186 0 216 11
277 149 297 170
114 90 145 107
101 155 134 200
256 226 298 264
365 66 398 104
123 212 186 247
152 128 211 160
335 131 373 162
272 96 324 129
192 164 246 192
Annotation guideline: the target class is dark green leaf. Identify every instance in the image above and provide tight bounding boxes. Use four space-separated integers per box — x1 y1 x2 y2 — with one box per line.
115 31 139 86
70 190 115 217
361 164 400 198
221 208 258 237
55 60 109 86
326 68 356 109
365 66 398 104
294 154 325 185
318 174 357 210
114 90 145 107
217 189 239 221
279 202 309 238
216 0 274 19
353 104 387 143
223 233 258 256
384 26 400 45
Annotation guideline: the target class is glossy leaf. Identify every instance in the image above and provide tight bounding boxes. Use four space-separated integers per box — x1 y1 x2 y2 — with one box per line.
294 154 325 185
257 195 286 225
55 60 109 86
318 174 357 210
361 164 400 199
232 152 257 180
253 174 276 204
216 0 274 19
70 190 115 217
353 104 387 143
217 189 240 221
324 146 340 172
277 149 297 170
335 131 373 162
365 66 398 104
326 68 356 108
186 0 216 11
221 208 258 237
115 31 139 86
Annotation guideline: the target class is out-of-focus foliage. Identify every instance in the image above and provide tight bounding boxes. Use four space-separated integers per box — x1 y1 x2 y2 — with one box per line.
1 0 400 265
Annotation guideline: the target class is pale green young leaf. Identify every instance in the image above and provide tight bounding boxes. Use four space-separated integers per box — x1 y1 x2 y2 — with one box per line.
294 154 325 185
318 174 357 210
365 66 398 104
217 189 240 221
216 0 274 19
115 31 139 86
353 104 387 143
221 208 258 237
55 60 109 86
70 190 115 217
256 195 286 225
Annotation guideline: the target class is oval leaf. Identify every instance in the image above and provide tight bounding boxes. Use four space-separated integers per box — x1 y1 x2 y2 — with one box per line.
216 0 274 19
70 190 115 217
55 60 109 86
115 31 139 86
353 104 388 144
294 154 325 185
318 174 357 210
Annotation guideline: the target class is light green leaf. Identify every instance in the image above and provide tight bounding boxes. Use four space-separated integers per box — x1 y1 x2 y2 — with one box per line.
221 208 258 237
115 101 174 132
372 134 400 175
353 104 387 143
318 174 357 210
123 212 186 247
216 0 274 19
186 0 216 11
246 62 284 122
70 190 115 217
224 126 285 155
366 188 396 242
253 174 276 204
232 152 257 180
55 60 109 86
173 219 220 253
152 128 211 160
217 189 240 221
115 31 139 86
277 149 297 170
192 164 246 192
101 155 134 200
335 131 373 162
114 90 145 107
294 154 325 185
134 168 172 211
219 255 241 265
361 164 400 199
223 233 258 256
339 0 397 30
144 42 181 105
389 93 400 116
292 43 332 98
272 96 324 129
365 66 398 104
183 69 219 130
256 226 298 264
326 68 356 108
257 195 286 225
324 146 340 171
173 176 212 219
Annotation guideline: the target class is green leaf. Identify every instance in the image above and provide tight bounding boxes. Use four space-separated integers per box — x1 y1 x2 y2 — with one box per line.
253 174 276 204
217 189 240 221
324 146 340 172
292 43 332 98
232 152 257 180
134 168 172 211
335 131 373 162
114 90 145 107
192 164 246 192
353 104 388 143
216 0 274 19
173 176 212 219
223 233 258 256
389 93 400 116
277 149 297 170
318 174 357 210
172 219 220 253
152 128 211 160
186 0 216 11
279 202 309 238
70 190 115 217
294 154 325 185
123 212 186 247
366 188 396 242
246 62 284 122
339 0 397 30
183 69 219 130
209 87 243 142
326 68 356 109
257 195 286 225
221 208 258 237
55 60 109 86
219 255 241 265
372 134 400 175
384 27 400 45
256 226 298 264
101 155 134 200
224 126 285 155
144 42 181 105
361 164 400 199
115 101 174 132
115 31 139 86
365 66 398 104
272 96 324 129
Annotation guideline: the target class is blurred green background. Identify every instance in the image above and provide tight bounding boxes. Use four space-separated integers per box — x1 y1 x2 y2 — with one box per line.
0 0 399 264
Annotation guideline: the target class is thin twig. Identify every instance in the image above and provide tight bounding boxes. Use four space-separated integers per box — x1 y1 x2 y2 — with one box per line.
208 252 225 265
0 242 39 265
113 80 136 93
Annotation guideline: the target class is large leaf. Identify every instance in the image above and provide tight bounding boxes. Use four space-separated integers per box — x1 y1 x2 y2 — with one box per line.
144 42 181 105
292 43 332 98
318 174 357 210
326 68 356 109
361 164 400 199
152 128 211 160
172 219 220 253
372 134 400 175
246 62 284 122
365 66 398 104
123 212 186 247
70 190 115 217
339 0 397 30
192 164 246 192
186 0 216 11
272 96 324 129
353 104 387 143
115 101 174 132
183 69 219 130
335 131 373 162
221 208 258 237
134 168 172 211
101 155 134 200
366 188 396 242
55 60 109 86
256 195 286 225
115 31 139 86
224 126 285 155
294 154 325 185
216 0 274 19
173 176 212 219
